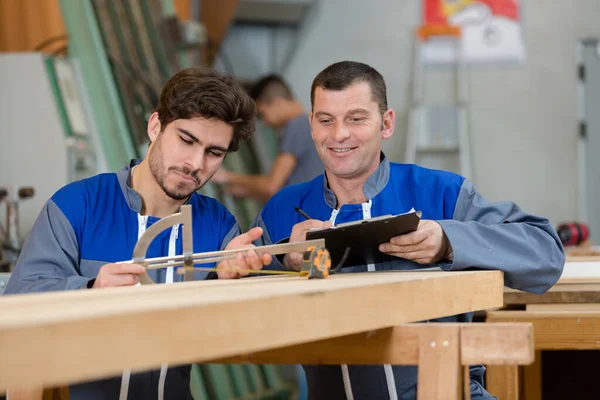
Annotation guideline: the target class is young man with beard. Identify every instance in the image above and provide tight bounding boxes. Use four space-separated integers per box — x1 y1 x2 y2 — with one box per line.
252 61 565 399
4 67 271 399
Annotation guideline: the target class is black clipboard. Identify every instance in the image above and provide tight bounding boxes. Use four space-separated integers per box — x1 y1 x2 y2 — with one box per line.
305 211 422 268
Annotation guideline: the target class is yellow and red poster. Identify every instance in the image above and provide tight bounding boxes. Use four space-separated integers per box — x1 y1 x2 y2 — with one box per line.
421 0 525 65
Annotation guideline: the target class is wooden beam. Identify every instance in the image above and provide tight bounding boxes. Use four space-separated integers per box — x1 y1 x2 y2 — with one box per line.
218 324 419 365
219 323 534 366
526 303 600 311
5 387 43 400
9 323 532 400
0 271 503 391
417 325 462 400
485 365 519 400
522 351 542 400
566 255 600 262
504 290 600 305
460 322 534 365
487 310 600 350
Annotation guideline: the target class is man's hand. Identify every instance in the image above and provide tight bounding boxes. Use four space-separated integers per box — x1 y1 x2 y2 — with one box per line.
224 184 249 198
211 169 249 198
283 220 333 271
92 263 147 288
378 220 452 265
211 169 232 185
217 227 272 279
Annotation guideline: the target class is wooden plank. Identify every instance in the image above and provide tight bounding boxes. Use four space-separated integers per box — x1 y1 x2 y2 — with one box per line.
8 386 68 400
219 324 419 365
504 290 600 305
487 310 600 350
417 325 462 400
0 275 285 310
460 323 534 365
486 365 519 400
547 283 600 291
0 271 502 327
526 303 600 311
219 323 534 366
0 271 503 391
566 255 600 262
558 277 600 285
5 387 43 400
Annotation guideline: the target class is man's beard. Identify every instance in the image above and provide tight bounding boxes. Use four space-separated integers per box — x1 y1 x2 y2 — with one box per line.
148 138 203 200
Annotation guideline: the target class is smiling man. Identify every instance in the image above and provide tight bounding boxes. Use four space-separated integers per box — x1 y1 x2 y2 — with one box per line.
252 61 565 399
4 67 272 399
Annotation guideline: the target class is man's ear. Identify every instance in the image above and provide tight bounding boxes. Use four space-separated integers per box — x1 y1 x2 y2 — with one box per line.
309 111 315 139
147 112 162 142
381 109 395 140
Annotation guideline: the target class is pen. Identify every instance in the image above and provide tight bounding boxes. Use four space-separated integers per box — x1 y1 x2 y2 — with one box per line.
294 207 312 220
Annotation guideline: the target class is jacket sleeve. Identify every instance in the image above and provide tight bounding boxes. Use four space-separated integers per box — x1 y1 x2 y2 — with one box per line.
250 212 287 271
3 199 91 294
437 179 565 294
219 222 242 250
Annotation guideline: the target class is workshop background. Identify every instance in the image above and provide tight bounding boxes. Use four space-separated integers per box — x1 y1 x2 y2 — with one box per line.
1 1 599 399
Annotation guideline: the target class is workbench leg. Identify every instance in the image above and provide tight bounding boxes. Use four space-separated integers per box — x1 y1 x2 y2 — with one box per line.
5 387 43 400
417 326 462 400
486 365 519 400
5 386 69 400
522 351 542 400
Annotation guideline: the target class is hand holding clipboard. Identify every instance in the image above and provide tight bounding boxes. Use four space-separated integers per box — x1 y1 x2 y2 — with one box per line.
302 209 423 269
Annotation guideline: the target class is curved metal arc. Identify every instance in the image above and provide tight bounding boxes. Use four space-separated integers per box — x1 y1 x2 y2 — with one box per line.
133 205 193 285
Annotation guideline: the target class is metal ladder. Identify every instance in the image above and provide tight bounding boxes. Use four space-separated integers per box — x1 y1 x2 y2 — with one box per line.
405 24 473 180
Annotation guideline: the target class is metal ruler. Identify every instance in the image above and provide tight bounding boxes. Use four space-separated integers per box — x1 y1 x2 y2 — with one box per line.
129 205 324 284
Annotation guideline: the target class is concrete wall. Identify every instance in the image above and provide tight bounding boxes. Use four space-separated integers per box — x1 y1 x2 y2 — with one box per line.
217 0 600 225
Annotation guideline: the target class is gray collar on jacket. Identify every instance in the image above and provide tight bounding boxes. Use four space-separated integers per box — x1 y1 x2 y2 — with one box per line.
323 152 391 208
117 159 144 213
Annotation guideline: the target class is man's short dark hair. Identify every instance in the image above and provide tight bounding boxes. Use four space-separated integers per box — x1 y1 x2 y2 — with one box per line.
249 74 294 103
311 61 388 115
156 67 256 151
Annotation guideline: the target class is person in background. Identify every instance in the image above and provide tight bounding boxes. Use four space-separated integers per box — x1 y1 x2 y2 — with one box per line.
213 74 324 202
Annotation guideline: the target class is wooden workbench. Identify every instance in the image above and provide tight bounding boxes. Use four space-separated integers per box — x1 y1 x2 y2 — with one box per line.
0 270 531 400
486 258 600 400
